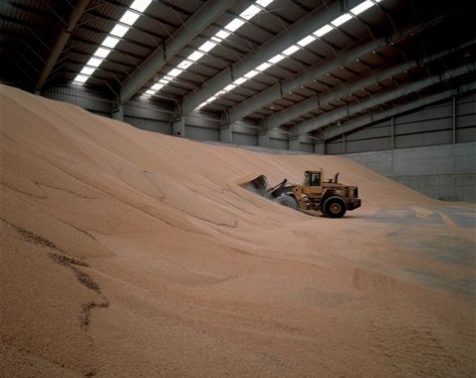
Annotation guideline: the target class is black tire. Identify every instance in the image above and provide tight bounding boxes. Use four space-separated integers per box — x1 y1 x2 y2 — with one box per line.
323 196 347 218
275 194 298 209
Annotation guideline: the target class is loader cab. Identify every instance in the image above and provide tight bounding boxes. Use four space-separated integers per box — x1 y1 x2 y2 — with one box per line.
304 170 322 187
301 170 324 197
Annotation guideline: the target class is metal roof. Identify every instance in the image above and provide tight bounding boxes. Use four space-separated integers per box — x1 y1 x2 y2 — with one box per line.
1 0 475 136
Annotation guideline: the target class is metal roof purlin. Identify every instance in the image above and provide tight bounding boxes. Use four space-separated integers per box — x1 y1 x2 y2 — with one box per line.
181 1 348 114
35 0 92 92
119 0 239 105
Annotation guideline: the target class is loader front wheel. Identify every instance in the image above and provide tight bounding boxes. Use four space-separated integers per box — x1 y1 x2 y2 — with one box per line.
275 194 298 210
323 196 346 218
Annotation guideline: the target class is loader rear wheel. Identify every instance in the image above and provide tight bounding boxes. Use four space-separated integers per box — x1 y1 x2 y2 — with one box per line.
275 194 298 209
323 196 346 218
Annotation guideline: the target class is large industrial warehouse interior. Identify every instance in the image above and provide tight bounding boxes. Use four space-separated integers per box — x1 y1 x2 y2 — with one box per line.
1 0 475 376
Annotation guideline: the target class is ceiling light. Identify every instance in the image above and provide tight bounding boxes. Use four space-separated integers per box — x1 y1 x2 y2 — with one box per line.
331 13 353 27
168 68 183 77
297 35 316 47
120 10 140 26
211 36 221 43
234 77 247 85
208 96 217 102
224 19 245 32
268 54 285 64
240 4 261 20
256 62 271 71
94 47 111 59
130 0 152 12
86 57 103 67
164 75 174 81
256 0 274 6
102 36 120 49
188 51 205 61
313 24 333 37
159 78 169 84
282 45 300 56
198 40 217 53
110 24 129 38
197 101 208 109
74 74 89 83
244 70 259 79
215 30 231 40
151 83 164 91
224 84 236 91
178 60 193 69
350 0 375 15
80 67 96 76
145 89 155 95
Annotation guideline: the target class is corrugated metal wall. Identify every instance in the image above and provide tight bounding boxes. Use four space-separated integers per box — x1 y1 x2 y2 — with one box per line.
233 133 257 146
186 125 219 142
327 92 476 154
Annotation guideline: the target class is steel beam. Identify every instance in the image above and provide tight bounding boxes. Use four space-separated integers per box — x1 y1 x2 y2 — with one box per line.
321 81 476 141
227 38 385 124
296 64 473 135
265 40 476 130
35 0 92 92
181 1 345 114
119 0 237 105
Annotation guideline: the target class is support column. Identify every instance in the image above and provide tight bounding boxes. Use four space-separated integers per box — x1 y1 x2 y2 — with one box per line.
452 96 456 144
390 116 395 149
220 125 233 143
258 131 270 148
112 104 124 121
172 118 185 137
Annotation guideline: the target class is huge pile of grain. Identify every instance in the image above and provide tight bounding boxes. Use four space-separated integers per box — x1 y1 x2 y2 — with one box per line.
1 84 474 377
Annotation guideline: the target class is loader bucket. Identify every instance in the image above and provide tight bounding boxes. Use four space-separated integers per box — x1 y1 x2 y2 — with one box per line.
239 174 269 197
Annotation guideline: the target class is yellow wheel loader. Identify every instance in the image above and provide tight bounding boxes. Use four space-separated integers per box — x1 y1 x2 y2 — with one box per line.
245 169 361 218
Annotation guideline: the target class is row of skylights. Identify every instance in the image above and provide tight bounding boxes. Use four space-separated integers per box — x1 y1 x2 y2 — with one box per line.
142 0 276 98
73 0 153 85
196 0 383 110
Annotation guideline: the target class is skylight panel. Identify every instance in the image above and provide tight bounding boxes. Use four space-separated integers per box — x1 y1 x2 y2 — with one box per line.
110 24 129 38
297 35 316 47
240 5 261 20
225 19 245 32
178 60 194 70
224 84 236 92
244 70 259 79
282 45 300 56
234 77 247 85
130 0 152 12
331 13 353 27
198 40 217 53
102 36 120 49
215 30 231 40
313 24 333 37
269 54 285 64
120 10 140 26
168 68 183 77
74 74 89 84
151 83 164 91
80 67 96 76
94 47 111 59
256 62 272 71
86 57 103 67
188 51 205 61
256 0 274 6
350 0 375 15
